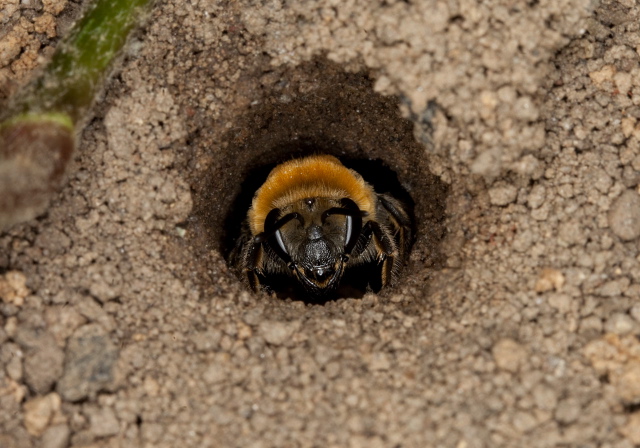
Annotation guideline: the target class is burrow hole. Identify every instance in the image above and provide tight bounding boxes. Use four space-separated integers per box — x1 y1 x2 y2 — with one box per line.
190 59 448 302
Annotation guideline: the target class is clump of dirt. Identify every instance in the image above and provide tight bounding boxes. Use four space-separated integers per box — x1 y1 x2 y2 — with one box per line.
0 0 83 101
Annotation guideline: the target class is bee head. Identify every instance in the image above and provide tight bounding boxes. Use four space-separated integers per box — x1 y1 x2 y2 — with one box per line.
291 223 348 295
257 198 363 298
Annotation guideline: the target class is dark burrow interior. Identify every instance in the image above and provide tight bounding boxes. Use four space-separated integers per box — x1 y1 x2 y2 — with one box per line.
188 59 449 302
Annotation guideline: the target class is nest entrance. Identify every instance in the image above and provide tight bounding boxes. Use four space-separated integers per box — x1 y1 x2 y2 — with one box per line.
189 59 448 301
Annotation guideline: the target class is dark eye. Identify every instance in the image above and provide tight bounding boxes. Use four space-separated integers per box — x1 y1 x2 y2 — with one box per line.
320 198 362 254
257 210 305 262
275 229 288 256
345 214 353 247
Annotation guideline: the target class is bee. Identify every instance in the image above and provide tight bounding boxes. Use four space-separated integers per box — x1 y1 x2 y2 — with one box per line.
231 154 413 299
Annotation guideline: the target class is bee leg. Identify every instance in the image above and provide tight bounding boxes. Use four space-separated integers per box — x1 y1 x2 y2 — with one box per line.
378 194 412 228
243 239 264 292
369 221 398 288
377 194 413 263
353 220 398 289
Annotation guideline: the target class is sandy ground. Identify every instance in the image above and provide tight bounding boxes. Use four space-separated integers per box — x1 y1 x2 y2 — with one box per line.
2 0 640 446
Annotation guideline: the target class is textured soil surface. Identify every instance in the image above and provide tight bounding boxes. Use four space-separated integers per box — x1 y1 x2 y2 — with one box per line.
2 0 640 446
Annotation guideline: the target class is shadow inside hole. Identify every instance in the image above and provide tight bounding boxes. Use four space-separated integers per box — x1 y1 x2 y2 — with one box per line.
222 147 417 302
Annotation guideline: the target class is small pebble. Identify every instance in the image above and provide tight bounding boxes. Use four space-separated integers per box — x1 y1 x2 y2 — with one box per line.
488 183 518 206
23 338 64 393
608 190 640 241
598 278 630 297
89 406 120 438
630 304 640 323
23 393 60 437
493 338 527 372
56 324 119 401
555 397 581 424
535 268 565 293
0 271 28 307
512 411 537 433
614 362 640 404
604 313 636 335
548 294 572 313
589 64 616 87
40 425 70 448
619 412 640 445
532 384 558 411
527 184 546 209
202 363 227 385
258 320 300 346
369 352 391 371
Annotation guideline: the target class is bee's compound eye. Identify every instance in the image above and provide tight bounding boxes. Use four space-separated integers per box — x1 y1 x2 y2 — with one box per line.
275 229 289 256
345 215 353 247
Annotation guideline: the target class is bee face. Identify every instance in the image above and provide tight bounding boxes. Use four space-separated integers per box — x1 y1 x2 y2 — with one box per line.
231 155 413 300
268 197 352 294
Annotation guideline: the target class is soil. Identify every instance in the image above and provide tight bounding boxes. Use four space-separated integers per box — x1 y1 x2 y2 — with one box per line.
2 0 640 446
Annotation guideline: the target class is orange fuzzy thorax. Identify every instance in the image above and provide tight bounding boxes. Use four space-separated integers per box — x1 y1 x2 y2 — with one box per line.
249 155 376 235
